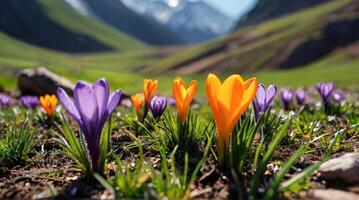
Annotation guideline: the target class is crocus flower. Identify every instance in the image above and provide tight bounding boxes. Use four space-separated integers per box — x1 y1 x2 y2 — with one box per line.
332 90 346 103
173 77 198 123
316 82 334 112
253 84 277 120
20 95 39 109
150 96 167 119
295 89 306 106
167 97 176 106
39 94 58 117
206 74 258 164
0 94 13 108
316 82 334 101
143 79 158 105
57 78 121 170
131 93 144 120
280 88 293 110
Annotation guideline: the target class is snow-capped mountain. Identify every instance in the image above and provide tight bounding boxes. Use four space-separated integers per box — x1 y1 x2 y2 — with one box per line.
121 0 175 24
121 0 235 43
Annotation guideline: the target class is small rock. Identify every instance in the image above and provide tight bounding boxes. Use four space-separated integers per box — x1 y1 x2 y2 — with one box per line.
307 189 359 200
65 176 79 181
17 67 74 96
319 153 359 184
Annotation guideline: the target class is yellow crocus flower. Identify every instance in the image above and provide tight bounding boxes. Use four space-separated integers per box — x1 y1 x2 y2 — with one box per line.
143 79 158 105
39 94 58 117
206 74 258 162
172 77 198 123
131 93 144 119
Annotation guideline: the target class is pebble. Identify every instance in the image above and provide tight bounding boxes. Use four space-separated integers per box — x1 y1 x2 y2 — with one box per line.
307 189 359 200
319 153 359 185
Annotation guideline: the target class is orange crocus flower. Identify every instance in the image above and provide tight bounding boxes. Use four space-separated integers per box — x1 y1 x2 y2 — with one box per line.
143 79 158 105
131 93 144 119
172 77 198 123
206 74 258 160
40 94 58 117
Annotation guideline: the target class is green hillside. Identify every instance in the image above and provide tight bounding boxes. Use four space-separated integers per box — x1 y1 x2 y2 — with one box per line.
0 0 144 53
1 29 358 96
0 31 156 92
36 0 145 51
81 0 183 45
143 0 358 74
235 0 328 28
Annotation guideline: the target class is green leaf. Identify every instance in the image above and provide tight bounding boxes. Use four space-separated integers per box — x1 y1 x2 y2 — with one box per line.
265 146 308 199
54 114 91 175
98 115 112 174
250 116 291 199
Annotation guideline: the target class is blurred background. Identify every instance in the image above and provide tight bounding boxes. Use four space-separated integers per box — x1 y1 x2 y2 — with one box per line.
0 0 358 95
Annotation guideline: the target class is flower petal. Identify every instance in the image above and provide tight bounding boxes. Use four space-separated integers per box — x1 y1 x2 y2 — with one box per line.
57 88 82 124
74 81 99 137
184 80 198 109
265 84 277 106
206 74 223 134
107 89 122 114
256 83 266 107
93 79 109 118
173 77 185 110
218 74 244 110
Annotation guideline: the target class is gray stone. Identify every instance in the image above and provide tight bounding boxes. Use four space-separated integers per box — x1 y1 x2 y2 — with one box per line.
319 153 359 185
18 67 74 96
307 189 359 200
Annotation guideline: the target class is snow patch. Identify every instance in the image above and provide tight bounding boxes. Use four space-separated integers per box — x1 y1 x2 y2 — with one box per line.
63 0 92 16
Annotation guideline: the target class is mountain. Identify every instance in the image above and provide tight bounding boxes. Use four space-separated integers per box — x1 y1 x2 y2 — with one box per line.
0 0 144 53
0 0 109 53
235 0 329 28
64 0 184 45
143 0 359 74
121 0 235 43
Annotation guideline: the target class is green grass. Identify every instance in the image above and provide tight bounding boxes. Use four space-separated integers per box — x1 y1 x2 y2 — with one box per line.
254 51 359 90
0 34 358 96
0 32 153 91
49 50 359 96
152 49 359 96
0 0 358 96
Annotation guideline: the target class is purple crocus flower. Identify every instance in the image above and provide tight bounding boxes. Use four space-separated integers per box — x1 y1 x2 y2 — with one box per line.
332 90 346 103
167 97 176 106
150 96 167 119
316 82 334 101
0 94 12 108
280 88 293 111
20 95 39 109
253 84 277 120
316 82 334 112
57 78 121 170
295 89 306 106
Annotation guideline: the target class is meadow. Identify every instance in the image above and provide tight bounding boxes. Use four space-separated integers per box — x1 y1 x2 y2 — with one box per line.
0 75 358 199
0 0 359 198
1 0 359 95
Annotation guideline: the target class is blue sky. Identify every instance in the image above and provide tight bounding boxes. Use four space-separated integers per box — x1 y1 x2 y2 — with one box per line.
203 0 257 18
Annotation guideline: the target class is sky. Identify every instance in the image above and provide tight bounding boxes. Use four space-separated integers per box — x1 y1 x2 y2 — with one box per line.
202 0 257 18
166 0 257 18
